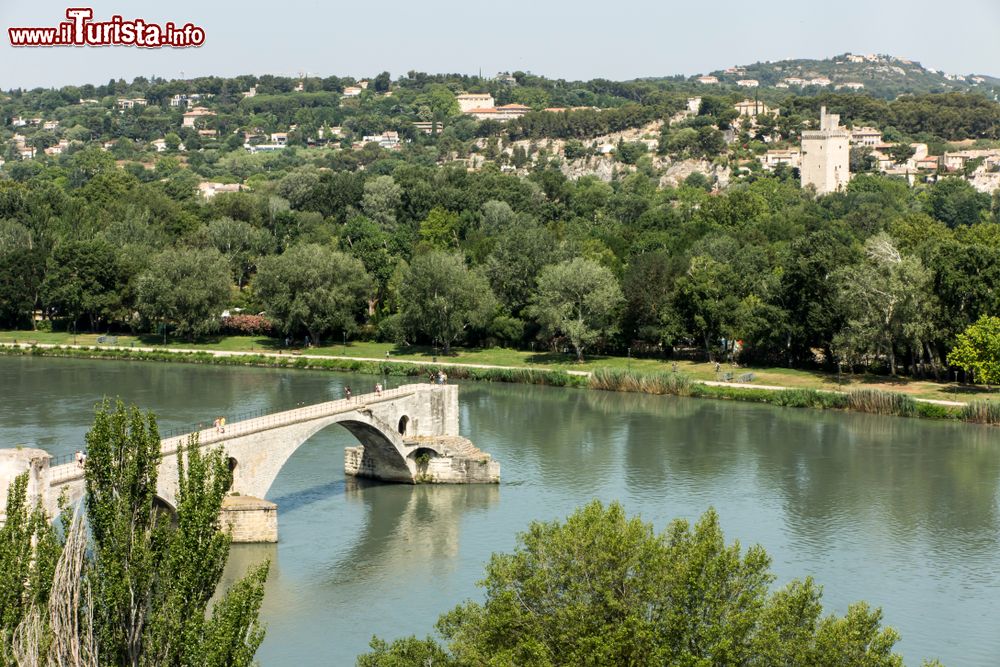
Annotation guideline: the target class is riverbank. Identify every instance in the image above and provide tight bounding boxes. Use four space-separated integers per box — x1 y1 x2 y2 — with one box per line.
0 331 990 403
4 341 998 426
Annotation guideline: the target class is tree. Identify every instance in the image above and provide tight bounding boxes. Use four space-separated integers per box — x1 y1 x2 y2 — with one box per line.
163 132 182 151
399 251 495 354
418 207 461 249
948 315 1000 386
372 71 392 93
886 142 916 166
0 474 61 662
0 402 268 665
41 239 127 331
340 215 399 315
484 221 558 317
84 400 268 666
833 234 934 375
0 248 44 329
671 255 740 360
850 146 876 173
362 502 908 666
615 141 646 165
255 243 372 346
136 247 231 340
622 251 684 344
529 257 623 361
362 176 402 230
199 218 274 288
925 177 991 227
696 125 726 156
357 636 456 667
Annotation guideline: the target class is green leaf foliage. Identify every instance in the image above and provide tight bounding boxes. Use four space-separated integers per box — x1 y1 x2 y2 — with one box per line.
84 400 268 666
361 502 911 667
0 473 62 664
947 314 1000 386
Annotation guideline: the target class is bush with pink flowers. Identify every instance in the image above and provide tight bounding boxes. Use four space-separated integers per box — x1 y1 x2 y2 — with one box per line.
222 314 274 336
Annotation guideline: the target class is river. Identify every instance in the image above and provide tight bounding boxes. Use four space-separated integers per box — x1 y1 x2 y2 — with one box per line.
1 356 998 666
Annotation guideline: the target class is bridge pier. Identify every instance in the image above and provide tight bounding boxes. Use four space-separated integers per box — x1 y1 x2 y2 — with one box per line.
221 496 278 543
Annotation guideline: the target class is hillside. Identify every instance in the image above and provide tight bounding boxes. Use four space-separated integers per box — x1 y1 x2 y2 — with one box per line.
692 53 1000 99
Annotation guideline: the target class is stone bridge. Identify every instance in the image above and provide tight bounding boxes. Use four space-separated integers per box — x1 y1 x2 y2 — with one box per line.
0 384 499 540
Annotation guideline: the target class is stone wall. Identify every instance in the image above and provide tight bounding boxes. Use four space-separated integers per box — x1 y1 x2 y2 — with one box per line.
0 448 51 521
220 495 277 543
422 454 500 484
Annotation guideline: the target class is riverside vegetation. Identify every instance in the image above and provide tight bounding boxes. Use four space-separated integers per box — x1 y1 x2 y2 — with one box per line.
6 343 1000 425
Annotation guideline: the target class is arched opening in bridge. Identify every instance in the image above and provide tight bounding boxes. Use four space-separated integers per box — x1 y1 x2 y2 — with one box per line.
410 446 438 472
153 495 178 526
227 457 238 491
247 415 418 500
397 415 409 436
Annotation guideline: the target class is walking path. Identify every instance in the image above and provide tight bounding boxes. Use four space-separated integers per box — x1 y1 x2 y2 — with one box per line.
0 342 967 407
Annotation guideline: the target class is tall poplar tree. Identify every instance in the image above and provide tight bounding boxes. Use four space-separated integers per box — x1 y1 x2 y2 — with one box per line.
84 400 269 667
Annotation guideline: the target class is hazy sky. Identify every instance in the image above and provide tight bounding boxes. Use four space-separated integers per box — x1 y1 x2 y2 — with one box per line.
2 0 1000 89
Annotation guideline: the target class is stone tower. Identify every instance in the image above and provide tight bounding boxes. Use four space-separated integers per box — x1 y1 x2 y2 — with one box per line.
800 106 850 195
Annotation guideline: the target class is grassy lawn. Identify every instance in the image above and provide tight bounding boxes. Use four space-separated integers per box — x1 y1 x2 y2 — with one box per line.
2 330 995 404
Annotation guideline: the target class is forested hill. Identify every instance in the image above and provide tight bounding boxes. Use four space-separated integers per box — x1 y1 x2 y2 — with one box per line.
675 53 1000 99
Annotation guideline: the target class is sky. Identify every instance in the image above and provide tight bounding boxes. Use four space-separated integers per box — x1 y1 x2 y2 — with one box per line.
1 0 1000 89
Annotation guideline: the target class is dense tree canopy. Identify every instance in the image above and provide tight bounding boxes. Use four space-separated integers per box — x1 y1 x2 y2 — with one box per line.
136 247 232 340
0 70 999 383
255 243 372 345
948 315 1000 386
398 251 495 354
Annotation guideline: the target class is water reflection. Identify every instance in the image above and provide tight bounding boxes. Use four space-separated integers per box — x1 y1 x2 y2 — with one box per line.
336 479 499 577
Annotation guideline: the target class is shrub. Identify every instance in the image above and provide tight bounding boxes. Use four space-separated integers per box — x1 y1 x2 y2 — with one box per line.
916 402 959 420
771 389 848 409
221 314 274 336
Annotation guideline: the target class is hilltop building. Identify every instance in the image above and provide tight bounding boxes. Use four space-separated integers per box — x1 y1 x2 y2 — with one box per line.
465 104 530 121
182 107 216 128
456 93 495 113
734 100 777 118
116 98 147 111
849 126 883 146
760 149 801 170
800 106 850 195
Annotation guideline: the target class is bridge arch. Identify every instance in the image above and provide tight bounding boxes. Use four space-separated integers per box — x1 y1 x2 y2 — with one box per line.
220 408 429 500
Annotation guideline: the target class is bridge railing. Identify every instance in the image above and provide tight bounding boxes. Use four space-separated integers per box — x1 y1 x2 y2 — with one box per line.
47 384 423 483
